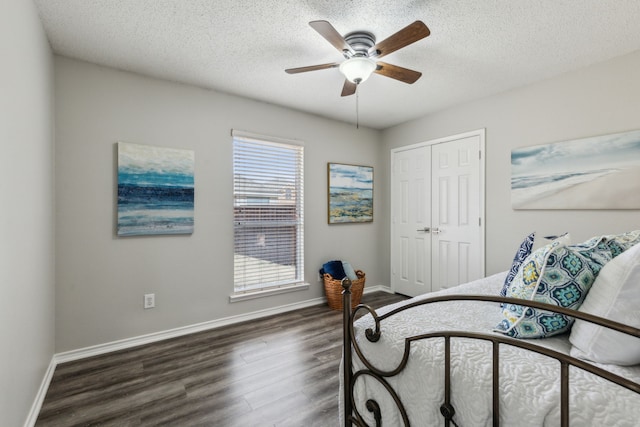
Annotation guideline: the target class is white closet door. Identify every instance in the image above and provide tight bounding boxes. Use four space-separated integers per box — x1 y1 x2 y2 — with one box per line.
430 134 483 291
391 130 484 297
391 145 432 296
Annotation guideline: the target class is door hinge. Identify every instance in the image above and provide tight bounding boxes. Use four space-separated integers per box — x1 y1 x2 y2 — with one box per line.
479 217 482 226
479 150 482 160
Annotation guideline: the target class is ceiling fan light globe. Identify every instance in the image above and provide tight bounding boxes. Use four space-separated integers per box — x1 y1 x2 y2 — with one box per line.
339 57 376 84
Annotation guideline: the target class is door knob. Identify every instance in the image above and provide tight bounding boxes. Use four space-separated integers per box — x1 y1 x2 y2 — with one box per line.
432 228 441 234
416 227 431 233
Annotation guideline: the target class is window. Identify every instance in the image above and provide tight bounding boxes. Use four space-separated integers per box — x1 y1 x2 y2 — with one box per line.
232 131 304 296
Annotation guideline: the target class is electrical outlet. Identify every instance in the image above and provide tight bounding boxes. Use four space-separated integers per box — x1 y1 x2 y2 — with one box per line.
144 293 155 309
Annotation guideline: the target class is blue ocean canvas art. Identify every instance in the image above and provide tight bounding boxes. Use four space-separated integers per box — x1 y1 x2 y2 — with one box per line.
511 129 640 209
118 142 194 236
328 163 373 223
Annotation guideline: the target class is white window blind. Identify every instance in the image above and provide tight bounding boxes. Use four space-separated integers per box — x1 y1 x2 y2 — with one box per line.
232 131 304 294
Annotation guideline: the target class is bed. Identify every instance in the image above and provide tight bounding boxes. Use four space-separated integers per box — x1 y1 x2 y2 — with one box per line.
340 233 640 426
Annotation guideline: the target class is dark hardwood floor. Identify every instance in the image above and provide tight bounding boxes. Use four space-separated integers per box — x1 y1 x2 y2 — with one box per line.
36 291 407 427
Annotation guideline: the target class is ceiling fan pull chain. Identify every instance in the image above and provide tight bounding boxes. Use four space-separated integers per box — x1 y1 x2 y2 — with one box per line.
356 84 359 129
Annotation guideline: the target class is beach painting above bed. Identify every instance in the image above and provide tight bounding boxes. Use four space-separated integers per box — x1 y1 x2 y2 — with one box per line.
117 142 194 236
328 163 373 223
511 129 640 209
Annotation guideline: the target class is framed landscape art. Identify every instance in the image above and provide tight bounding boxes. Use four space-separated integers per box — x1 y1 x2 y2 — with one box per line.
511 129 640 209
117 142 195 236
328 163 373 224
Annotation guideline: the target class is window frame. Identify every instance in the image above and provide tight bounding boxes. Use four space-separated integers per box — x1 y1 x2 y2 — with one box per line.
230 130 306 301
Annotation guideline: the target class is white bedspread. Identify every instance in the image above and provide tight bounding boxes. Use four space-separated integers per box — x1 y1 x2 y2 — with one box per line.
340 272 640 426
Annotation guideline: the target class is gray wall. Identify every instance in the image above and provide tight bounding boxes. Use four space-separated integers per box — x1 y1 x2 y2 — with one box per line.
382 50 640 277
0 0 55 425
54 57 385 352
5 6 640 421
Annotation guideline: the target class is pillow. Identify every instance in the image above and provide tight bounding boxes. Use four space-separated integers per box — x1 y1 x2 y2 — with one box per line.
500 232 571 300
531 232 571 252
500 232 536 298
569 242 640 365
604 229 640 255
322 260 346 280
495 235 613 338
342 261 358 280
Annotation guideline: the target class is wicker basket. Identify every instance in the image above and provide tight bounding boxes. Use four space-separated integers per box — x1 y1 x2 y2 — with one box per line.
323 270 365 311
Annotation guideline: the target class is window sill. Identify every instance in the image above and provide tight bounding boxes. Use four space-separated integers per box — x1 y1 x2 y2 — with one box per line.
229 282 310 303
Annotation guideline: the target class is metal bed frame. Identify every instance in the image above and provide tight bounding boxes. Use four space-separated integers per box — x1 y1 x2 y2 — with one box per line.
341 278 640 427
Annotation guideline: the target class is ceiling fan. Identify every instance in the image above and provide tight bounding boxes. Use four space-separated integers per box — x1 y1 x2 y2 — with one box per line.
285 20 430 96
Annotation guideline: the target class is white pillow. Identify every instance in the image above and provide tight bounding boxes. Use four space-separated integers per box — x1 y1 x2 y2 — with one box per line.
569 242 640 365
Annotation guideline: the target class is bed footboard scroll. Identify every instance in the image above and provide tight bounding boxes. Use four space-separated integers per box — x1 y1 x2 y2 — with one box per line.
342 292 640 427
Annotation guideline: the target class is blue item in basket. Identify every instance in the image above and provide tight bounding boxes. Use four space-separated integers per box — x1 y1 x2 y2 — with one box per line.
342 261 358 280
321 260 347 280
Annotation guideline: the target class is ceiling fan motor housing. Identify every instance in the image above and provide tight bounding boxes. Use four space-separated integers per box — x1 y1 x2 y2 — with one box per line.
343 31 376 58
284 20 430 96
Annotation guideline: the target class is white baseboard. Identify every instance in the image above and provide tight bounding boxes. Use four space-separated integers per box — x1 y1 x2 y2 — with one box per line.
28 286 394 425
54 285 393 363
55 296 326 363
365 284 393 294
56 286 393 363
23 357 56 427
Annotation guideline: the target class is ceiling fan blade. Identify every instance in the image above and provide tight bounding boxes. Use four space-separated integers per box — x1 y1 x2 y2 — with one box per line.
309 20 354 55
370 21 430 59
285 63 340 74
341 80 357 97
374 62 422 84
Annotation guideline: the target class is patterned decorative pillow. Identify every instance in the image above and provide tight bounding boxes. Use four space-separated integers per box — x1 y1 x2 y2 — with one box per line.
500 232 536 299
604 229 640 255
500 232 571 301
495 236 614 338
531 232 570 252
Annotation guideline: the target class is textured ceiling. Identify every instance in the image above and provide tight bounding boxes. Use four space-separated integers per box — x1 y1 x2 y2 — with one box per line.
34 0 640 129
